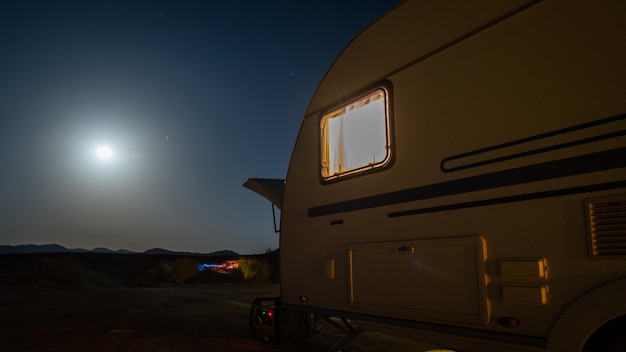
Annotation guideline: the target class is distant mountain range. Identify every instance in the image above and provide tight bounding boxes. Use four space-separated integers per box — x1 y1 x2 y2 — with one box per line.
0 244 238 257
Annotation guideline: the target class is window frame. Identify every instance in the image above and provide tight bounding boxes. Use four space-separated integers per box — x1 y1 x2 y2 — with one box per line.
319 81 394 183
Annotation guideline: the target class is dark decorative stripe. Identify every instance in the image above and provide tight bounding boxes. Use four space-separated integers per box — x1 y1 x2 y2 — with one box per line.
441 113 626 173
388 180 626 218
308 147 626 217
443 130 626 173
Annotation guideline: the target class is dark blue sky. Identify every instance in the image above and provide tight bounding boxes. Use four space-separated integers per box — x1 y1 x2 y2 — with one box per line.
0 1 401 254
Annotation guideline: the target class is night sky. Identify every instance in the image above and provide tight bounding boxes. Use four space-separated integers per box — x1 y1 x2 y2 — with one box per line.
0 1 402 254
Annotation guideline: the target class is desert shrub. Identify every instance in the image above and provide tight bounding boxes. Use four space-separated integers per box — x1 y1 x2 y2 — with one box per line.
175 257 199 283
7 256 86 285
158 258 195 284
134 268 163 287
232 258 271 283
159 260 173 277
7 262 40 283
46 257 84 285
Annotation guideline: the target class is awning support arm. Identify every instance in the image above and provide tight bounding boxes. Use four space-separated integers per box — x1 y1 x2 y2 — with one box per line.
272 203 280 234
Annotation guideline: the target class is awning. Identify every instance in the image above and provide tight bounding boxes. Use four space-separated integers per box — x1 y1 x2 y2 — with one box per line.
243 178 285 210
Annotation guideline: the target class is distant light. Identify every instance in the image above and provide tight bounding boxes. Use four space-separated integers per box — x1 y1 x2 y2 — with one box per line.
96 145 113 159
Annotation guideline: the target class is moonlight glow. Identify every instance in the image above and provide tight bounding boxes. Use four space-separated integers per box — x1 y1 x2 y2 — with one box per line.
96 145 113 159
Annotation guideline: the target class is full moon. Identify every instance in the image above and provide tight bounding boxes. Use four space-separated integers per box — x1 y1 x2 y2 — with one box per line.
96 145 113 159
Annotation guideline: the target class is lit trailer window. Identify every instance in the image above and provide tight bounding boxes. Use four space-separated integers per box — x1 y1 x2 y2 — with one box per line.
320 87 392 181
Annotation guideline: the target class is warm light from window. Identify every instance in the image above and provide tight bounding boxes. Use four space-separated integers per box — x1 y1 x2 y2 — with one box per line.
321 88 390 180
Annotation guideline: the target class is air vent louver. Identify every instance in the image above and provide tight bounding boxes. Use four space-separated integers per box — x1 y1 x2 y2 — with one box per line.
587 195 626 258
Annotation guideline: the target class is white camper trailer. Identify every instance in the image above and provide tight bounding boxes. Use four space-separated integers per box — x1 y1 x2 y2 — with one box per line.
245 1 626 351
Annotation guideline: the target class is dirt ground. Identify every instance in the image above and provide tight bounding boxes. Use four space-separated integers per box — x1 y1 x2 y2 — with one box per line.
0 280 449 352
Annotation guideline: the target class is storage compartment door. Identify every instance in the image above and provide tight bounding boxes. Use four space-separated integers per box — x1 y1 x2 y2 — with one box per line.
349 236 489 325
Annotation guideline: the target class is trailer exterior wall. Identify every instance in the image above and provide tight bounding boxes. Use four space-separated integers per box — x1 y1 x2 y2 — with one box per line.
275 1 626 350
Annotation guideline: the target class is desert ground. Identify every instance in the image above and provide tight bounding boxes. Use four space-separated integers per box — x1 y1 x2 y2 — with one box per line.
0 254 449 352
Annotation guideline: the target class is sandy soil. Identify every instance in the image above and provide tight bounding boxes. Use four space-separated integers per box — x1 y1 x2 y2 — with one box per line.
0 280 448 352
